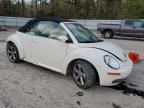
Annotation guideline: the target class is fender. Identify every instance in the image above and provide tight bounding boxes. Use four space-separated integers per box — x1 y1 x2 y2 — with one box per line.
62 48 115 85
62 48 108 81
7 33 25 59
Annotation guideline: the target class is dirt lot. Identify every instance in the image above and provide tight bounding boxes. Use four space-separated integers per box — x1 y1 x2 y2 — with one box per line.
0 31 144 108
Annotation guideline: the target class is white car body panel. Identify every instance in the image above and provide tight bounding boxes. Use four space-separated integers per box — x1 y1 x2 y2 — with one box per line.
6 21 133 86
79 41 127 61
17 31 34 60
62 47 133 85
31 35 68 72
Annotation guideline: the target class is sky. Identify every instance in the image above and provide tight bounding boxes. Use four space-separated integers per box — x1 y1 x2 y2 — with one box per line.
24 0 30 2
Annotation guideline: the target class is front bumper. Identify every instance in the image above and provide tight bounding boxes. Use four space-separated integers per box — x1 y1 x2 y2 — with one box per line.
99 59 133 86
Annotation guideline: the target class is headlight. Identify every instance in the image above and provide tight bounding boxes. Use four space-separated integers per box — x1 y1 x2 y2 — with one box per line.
104 55 120 69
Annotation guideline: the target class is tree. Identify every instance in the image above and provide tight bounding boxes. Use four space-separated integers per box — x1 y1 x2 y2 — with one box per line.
21 0 25 16
0 0 144 19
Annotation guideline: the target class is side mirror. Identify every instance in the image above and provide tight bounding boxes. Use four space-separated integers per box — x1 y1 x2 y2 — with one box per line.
58 36 69 43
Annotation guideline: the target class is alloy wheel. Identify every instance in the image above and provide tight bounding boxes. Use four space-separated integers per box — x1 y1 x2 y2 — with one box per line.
73 64 87 86
7 45 17 62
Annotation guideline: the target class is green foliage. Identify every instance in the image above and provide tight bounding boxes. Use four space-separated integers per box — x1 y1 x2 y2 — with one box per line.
0 0 144 19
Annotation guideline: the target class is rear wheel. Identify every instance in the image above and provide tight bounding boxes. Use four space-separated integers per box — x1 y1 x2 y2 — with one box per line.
72 60 97 89
103 30 113 39
7 43 20 63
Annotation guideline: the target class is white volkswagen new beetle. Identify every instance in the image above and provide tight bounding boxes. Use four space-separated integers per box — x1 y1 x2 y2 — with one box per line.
6 18 133 89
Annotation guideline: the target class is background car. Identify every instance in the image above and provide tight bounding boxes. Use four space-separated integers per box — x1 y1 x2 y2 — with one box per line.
0 25 7 31
97 19 144 39
6 18 133 89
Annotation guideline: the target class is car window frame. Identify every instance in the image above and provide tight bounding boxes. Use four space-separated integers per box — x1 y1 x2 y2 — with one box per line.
35 21 69 40
20 20 73 43
24 22 39 36
64 23 102 43
125 20 134 27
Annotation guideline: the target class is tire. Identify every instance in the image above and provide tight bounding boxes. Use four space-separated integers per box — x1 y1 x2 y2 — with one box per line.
103 30 113 39
7 43 21 63
72 60 97 89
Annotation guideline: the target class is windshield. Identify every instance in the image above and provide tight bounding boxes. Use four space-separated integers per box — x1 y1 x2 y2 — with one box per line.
65 23 102 43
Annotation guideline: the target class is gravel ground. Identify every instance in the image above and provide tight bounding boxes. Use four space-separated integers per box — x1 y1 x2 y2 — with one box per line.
0 31 144 108
0 32 13 42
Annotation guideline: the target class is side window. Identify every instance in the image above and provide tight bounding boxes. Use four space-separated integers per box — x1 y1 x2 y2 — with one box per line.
134 21 143 28
36 21 68 39
25 23 38 35
125 20 133 26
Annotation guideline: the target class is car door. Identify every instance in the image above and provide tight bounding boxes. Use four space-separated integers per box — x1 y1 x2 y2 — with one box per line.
31 21 69 71
132 21 144 37
19 22 38 61
120 20 137 36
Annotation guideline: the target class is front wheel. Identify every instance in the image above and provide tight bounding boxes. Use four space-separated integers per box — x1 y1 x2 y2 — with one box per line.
7 43 21 63
72 60 97 89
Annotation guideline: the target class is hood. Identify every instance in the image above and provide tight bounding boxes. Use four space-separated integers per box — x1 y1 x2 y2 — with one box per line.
79 41 127 62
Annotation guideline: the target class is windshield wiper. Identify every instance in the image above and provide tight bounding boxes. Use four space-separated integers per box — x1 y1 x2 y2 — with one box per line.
79 40 103 43
97 39 104 42
79 41 95 43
